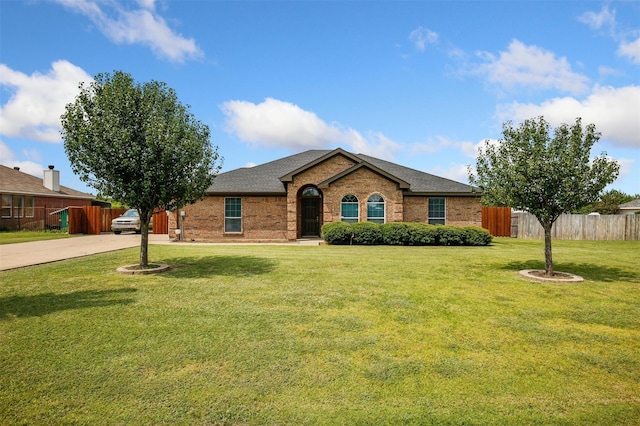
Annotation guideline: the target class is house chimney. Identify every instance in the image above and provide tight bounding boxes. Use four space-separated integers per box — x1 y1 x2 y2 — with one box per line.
43 166 60 192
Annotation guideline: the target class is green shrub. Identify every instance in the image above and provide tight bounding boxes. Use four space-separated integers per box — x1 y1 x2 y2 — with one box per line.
322 221 492 246
435 226 464 246
462 226 493 246
407 223 438 245
321 222 353 245
351 222 383 245
380 222 410 245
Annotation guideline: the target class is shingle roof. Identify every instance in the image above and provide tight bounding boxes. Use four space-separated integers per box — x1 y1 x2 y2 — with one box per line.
208 148 479 195
619 199 640 209
0 165 93 199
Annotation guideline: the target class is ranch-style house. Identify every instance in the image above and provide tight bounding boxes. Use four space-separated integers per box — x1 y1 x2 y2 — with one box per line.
169 148 482 242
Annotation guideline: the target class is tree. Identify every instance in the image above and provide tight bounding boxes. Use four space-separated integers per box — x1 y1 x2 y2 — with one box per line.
469 117 619 276
61 71 222 267
573 189 639 214
593 190 638 214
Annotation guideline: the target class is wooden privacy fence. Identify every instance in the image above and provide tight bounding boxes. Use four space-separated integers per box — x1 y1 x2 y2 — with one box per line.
68 207 168 235
514 212 640 241
481 206 512 237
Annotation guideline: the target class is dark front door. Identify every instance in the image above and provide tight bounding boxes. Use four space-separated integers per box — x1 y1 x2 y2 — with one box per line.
301 197 320 237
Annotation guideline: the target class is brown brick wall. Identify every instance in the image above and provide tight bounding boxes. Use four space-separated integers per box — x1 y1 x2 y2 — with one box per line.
446 197 482 226
404 196 481 226
169 195 288 242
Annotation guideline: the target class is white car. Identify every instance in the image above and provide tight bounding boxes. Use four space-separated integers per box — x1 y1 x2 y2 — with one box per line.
111 209 151 234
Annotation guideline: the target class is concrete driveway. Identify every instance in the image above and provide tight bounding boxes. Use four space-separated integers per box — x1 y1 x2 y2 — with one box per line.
0 233 171 271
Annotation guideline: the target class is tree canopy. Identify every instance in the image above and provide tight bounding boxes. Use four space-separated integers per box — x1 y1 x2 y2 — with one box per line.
469 116 619 275
575 189 640 215
61 71 222 266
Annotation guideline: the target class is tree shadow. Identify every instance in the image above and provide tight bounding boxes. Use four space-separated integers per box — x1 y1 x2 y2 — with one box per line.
501 260 640 283
0 288 137 320
162 255 277 279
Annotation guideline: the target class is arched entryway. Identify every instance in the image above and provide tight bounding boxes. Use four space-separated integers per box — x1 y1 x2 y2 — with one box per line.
299 186 323 238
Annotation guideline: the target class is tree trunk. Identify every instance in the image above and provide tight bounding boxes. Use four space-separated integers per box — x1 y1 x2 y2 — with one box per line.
543 222 553 276
140 220 149 267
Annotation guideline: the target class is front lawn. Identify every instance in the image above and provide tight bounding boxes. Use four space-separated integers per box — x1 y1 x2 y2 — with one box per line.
1 239 638 424
0 230 69 245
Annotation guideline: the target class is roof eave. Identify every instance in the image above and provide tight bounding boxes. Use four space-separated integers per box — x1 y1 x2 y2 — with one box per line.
404 190 482 197
206 191 286 197
0 189 94 199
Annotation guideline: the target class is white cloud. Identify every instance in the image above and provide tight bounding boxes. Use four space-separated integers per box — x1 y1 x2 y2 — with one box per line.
578 5 616 32
578 5 640 66
475 39 590 94
221 98 400 158
496 85 640 148
0 141 44 177
54 0 202 63
0 61 92 142
618 37 640 64
427 163 470 184
411 136 490 160
409 27 439 52
617 157 636 182
221 98 343 148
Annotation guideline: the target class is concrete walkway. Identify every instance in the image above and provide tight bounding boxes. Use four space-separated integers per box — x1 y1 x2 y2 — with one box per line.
0 234 322 271
0 233 171 271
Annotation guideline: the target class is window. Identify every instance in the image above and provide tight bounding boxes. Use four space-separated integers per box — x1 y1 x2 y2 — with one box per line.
25 197 35 218
367 194 385 224
1 194 11 218
13 195 24 218
224 197 242 233
428 197 445 225
302 187 320 197
341 194 359 223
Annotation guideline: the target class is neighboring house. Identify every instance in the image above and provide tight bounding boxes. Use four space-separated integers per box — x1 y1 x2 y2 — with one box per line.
169 148 482 242
0 165 94 230
618 199 640 215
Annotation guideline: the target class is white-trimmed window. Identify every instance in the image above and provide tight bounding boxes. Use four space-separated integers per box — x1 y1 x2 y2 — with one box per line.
13 195 24 218
224 197 242 233
1 194 11 218
367 194 385 224
428 197 445 225
341 194 359 223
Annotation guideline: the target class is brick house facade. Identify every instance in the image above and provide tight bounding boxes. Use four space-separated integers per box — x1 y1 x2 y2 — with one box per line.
0 165 93 231
169 148 482 242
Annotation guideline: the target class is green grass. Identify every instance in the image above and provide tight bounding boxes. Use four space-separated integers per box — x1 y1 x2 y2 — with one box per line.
0 230 70 244
1 238 639 425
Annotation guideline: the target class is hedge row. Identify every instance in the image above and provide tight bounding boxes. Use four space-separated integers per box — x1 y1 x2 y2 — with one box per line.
321 222 492 246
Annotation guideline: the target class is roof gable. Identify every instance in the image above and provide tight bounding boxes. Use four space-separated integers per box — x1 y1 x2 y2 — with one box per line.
279 148 360 183
318 161 411 189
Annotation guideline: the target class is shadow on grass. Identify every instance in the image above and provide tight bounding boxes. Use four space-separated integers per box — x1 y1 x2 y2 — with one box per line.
163 255 277 278
502 260 640 283
0 288 137 319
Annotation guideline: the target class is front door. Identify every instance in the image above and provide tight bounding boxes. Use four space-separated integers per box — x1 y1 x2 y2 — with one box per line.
301 197 320 237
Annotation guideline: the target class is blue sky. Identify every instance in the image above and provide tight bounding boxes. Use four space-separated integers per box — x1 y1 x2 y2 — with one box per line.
1 0 639 196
